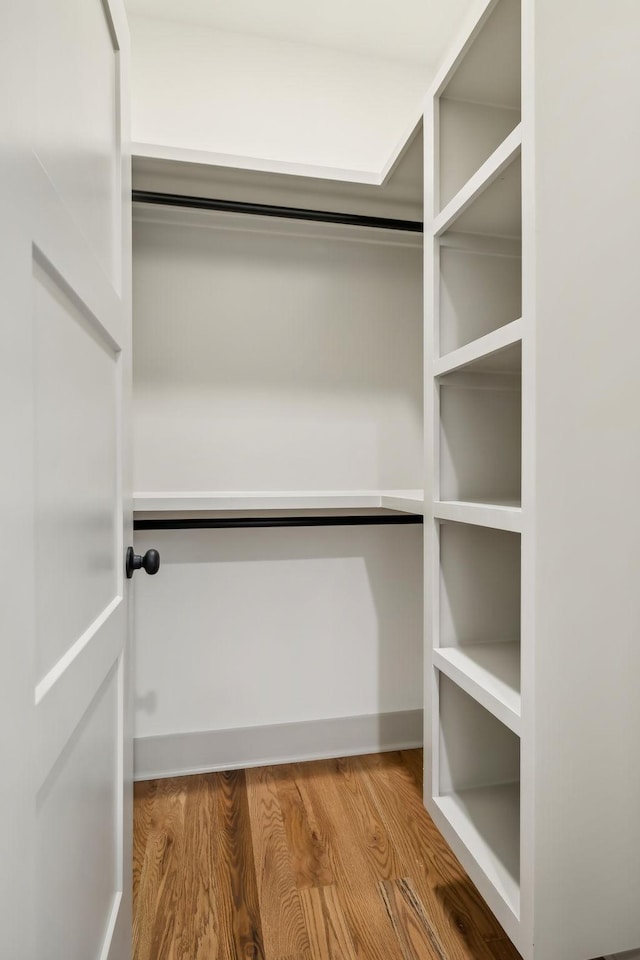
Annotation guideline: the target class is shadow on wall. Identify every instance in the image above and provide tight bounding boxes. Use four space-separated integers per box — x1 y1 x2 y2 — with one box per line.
132 523 423 745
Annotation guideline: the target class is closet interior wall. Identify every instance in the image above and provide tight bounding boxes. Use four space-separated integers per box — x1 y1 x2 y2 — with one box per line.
131 131 425 778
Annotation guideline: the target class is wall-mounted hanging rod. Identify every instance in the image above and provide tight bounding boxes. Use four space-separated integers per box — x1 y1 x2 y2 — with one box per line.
132 190 423 234
134 514 423 531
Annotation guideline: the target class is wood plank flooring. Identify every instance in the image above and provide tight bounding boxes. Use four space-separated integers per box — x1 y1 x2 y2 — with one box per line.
133 750 522 960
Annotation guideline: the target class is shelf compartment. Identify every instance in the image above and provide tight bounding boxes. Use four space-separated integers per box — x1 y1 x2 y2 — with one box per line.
433 784 520 918
435 126 521 238
439 522 521 657
434 642 520 733
439 102 521 212
439 236 521 355
435 674 520 919
439 372 521 506
440 0 521 108
437 0 521 210
435 318 522 377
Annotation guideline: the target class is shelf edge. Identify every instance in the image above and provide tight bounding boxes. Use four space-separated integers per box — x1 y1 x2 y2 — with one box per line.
433 124 522 237
433 647 521 736
433 500 522 532
434 318 522 377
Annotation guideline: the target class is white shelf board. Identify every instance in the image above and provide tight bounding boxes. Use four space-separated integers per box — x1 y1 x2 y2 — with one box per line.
434 499 522 533
432 782 520 921
380 490 425 515
434 124 522 238
434 642 521 735
134 489 424 514
435 319 522 378
131 141 384 185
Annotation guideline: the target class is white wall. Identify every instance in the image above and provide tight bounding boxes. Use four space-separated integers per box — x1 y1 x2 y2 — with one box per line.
129 15 432 179
131 204 424 757
133 524 423 739
132 210 423 493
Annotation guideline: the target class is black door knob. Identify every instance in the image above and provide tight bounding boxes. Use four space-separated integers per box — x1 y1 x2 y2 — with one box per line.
126 546 160 579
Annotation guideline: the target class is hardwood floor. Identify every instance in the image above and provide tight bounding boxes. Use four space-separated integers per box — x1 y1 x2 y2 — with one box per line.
133 750 523 960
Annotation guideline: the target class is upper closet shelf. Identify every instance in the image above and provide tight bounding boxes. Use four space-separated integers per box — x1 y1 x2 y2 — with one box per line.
434 125 521 237
133 490 424 516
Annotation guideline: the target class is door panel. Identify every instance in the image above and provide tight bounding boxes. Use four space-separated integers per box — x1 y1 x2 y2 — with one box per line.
36 665 119 960
36 601 124 787
34 259 118 681
1 0 133 956
35 0 121 289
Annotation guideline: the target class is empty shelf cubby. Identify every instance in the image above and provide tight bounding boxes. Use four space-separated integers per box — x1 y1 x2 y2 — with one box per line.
439 371 521 507
438 0 521 210
439 241 522 355
435 673 521 916
437 521 521 729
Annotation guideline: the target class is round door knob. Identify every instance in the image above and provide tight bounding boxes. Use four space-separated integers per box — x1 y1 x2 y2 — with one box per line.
126 546 160 579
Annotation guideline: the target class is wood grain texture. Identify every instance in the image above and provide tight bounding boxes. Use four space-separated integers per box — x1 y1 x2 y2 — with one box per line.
173 775 218 959
380 878 446 960
133 769 265 960
133 750 524 960
354 751 519 958
133 777 186 960
211 769 266 959
400 748 424 790
246 765 311 959
273 766 334 890
285 758 405 960
299 885 358 960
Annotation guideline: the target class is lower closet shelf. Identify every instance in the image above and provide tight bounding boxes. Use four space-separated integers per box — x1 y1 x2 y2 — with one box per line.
433 782 520 919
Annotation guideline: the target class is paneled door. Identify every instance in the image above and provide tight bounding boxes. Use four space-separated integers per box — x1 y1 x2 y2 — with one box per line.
0 0 133 958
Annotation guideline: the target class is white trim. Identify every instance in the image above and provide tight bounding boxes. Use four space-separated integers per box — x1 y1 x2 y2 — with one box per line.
98 892 122 960
134 709 423 781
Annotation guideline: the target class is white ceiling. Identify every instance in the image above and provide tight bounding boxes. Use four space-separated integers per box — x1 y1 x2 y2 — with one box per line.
125 0 477 66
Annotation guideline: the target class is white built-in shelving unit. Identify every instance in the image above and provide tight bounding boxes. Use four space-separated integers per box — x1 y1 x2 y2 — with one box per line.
424 1 640 958
426 0 525 937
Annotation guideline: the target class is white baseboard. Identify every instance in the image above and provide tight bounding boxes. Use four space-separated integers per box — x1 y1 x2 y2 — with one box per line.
134 708 423 781
605 952 640 959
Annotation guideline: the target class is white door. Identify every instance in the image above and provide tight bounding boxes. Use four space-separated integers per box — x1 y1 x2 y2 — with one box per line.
0 1 134 958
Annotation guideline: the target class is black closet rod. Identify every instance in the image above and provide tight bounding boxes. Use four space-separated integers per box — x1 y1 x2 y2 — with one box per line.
132 190 423 234
134 514 423 531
